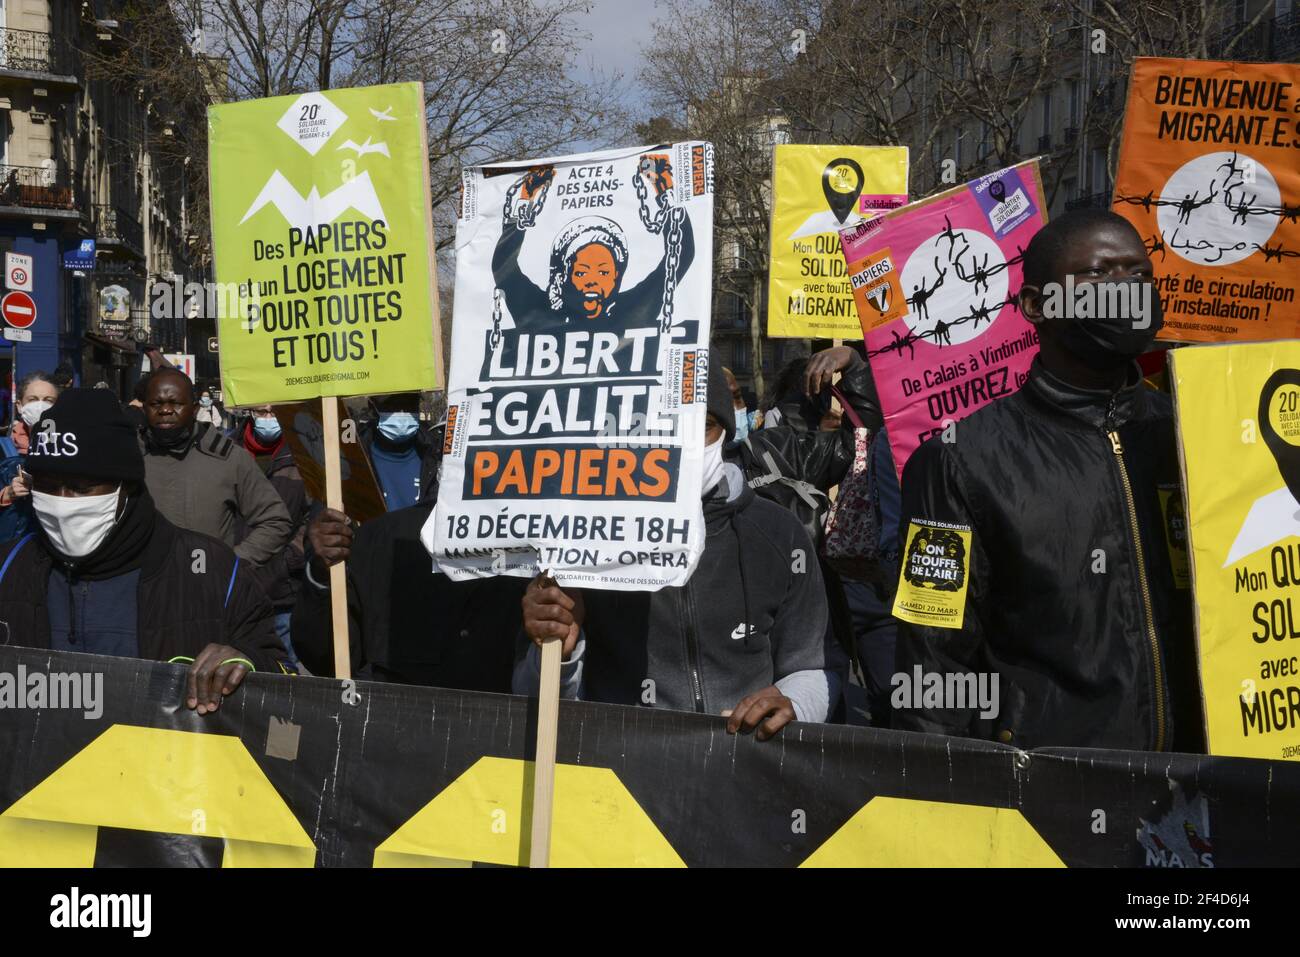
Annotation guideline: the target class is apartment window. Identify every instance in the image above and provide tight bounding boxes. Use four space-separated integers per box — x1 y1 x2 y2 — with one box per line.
978 121 991 161
732 340 750 372
1040 88 1053 135
1090 148 1109 194
955 127 965 168
1069 79 1081 128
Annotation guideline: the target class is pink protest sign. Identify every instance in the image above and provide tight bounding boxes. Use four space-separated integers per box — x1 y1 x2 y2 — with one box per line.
840 160 1047 479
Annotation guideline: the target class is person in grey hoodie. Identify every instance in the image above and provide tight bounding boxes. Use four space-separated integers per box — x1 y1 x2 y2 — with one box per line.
516 367 843 740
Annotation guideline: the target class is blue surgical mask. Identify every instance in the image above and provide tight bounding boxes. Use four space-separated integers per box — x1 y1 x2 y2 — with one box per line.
199 396 213 407
253 417 281 441
732 409 750 444
378 411 420 441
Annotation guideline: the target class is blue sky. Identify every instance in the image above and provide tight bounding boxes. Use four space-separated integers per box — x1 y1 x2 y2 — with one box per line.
569 0 661 142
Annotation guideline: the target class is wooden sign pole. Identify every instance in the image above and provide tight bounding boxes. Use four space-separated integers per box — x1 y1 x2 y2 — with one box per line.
320 397 351 680
529 637 562 867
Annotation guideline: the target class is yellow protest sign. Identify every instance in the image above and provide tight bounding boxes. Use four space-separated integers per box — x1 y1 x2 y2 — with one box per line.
208 82 441 406
767 145 908 339
892 519 972 630
1171 341 1300 760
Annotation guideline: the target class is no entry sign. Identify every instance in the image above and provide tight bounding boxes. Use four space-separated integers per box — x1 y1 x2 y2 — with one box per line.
1 291 36 329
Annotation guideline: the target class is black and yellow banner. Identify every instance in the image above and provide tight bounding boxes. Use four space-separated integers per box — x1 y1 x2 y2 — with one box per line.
0 647 1295 867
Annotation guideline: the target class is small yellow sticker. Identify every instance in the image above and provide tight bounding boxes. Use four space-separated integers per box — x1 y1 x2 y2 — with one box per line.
1157 486 1190 590
892 520 972 629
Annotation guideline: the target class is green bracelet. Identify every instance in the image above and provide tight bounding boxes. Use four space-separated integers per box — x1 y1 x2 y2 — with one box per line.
169 655 255 672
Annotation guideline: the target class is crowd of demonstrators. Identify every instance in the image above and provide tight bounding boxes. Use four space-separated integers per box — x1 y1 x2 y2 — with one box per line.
0 389 287 712
0 208 1212 755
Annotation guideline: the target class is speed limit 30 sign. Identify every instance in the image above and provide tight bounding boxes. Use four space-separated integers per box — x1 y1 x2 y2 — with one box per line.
5 252 32 292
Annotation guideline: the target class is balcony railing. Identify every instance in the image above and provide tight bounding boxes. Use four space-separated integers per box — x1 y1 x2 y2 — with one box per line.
1063 126 1079 145
1271 9 1300 60
0 27 72 76
1037 134 1053 152
1206 9 1300 61
95 203 144 255
0 164 74 210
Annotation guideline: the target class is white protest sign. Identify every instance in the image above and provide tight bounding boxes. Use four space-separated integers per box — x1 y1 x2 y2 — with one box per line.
423 142 715 590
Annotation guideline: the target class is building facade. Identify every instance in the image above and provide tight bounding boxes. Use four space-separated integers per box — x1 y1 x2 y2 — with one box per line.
0 0 215 403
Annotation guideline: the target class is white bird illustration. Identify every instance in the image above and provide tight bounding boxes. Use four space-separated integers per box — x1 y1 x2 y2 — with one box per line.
337 136 390 158
369 106 396 121
240 170 386 230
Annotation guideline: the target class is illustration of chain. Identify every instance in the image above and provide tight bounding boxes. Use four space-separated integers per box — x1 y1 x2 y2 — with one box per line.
502 169 552 229
490 288 503 351
634 157 685 333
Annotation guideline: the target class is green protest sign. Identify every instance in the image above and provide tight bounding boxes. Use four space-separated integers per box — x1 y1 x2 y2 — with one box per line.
208 82 440 406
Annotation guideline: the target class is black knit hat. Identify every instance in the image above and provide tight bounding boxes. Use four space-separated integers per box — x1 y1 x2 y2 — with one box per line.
706 353 736 443
26 388 145 483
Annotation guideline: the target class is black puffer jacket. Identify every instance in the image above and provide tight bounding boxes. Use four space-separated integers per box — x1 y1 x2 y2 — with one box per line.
0 497 286 674
731 350 882 550
893 358 1201 752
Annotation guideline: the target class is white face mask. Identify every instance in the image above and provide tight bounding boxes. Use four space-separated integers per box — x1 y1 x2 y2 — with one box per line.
19 400 52 428
31 487 123 559
701 435 725 498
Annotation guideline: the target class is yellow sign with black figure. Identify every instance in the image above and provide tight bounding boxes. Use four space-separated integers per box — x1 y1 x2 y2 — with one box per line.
892 519 972 629
766 145 909 339
1172 342 1300 760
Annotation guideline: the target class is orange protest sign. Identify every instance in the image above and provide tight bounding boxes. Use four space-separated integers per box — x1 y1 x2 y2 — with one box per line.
844 238 908 333
1112 57 1300 343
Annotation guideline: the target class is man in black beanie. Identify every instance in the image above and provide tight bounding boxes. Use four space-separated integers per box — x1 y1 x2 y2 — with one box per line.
0 389 288 713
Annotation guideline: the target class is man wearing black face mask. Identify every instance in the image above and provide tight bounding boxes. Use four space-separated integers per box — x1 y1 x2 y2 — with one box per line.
892 209 1202 752
141 369 292 565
